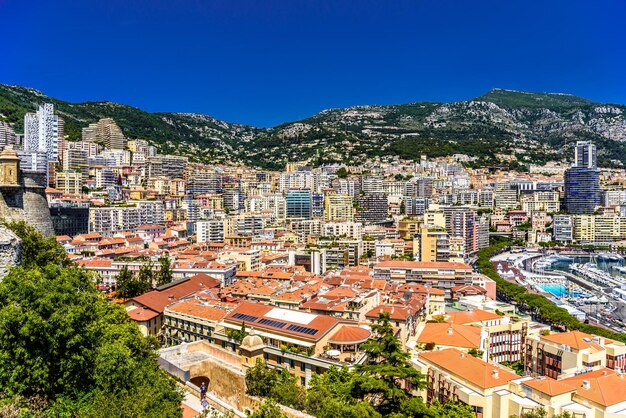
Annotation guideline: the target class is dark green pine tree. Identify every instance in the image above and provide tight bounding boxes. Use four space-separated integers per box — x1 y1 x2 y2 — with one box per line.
352 312 426 415
155 256 173 287
115 265 135 299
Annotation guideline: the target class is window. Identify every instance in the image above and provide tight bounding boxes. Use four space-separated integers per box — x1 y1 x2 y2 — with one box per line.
300 377 306 386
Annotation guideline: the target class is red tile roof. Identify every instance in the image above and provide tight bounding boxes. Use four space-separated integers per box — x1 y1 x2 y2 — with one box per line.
224 301 342 341
130 273 220 314
328 326 371 344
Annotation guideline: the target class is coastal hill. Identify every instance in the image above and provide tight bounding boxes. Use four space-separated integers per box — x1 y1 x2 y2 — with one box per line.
1 85 626 169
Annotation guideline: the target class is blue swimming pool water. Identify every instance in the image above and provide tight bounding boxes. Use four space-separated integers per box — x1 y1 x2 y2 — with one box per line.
539 284 566 297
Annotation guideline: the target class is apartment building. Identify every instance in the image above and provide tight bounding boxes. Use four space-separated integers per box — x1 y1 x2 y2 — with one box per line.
373 260 473 298
196 220 225 243
56 170 82 195
520 191 561 214
88 200 164 234
323 193 354 221
525 330 626 379
83 118 127 150
414 347 626 418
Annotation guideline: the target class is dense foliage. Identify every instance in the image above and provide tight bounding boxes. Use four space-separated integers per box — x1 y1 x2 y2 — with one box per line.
4 221 68 269
115 264 151 299
155 256 174 287
0 223 183 417
477 239 626 343
245 313 474 418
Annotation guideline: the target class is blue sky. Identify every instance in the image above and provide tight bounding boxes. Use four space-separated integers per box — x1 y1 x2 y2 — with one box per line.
1 0 624 127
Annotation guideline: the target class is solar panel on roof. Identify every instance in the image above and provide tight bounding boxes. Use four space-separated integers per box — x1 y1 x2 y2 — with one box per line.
258 318 286 328
286 324 318 335
233 313 258 322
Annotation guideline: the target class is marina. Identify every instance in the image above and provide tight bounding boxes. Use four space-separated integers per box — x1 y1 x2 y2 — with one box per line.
493 250 626 333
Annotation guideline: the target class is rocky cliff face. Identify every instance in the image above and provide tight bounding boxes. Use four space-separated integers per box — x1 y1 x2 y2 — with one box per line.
0 226 21 279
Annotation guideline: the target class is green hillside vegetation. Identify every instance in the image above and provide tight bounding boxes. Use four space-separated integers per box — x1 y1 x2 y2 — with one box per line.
475 88 596 109
1 84 626 169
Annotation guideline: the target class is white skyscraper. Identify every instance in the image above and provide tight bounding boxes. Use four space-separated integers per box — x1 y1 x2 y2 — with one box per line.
23 103 59 161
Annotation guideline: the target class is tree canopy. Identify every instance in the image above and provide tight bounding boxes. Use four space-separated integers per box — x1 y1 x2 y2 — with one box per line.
0 222 183 417
245 313 474 418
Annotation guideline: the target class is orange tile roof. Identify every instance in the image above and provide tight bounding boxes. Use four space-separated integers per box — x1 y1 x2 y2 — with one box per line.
541 330 605 351
323 287 358 299
127 307 160 322
224 301 342 341
417 323 481 349
523 378 577 396
561 371 626 406
366 304 419 321
445 309 502 325
328 326 371 344
131 274 220 314
419 348 518 390
166 299 234 321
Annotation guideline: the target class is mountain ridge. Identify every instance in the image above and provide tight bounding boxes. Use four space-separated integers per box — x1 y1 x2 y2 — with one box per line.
1 84 626 170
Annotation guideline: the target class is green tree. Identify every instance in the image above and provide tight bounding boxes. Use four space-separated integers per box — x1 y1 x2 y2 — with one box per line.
336 167 350 178
0 263 182 416
352 312 426 415
5 221 68 269
513 407 573 418
138 259 155 290
155 256 173 287
249 399 286 418
227 321 247 344
115 265 136 299
306 366 381 418
269 368 306 410
245 360 279 397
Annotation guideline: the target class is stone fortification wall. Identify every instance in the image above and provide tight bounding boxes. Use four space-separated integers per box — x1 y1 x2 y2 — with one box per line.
0 171 54 236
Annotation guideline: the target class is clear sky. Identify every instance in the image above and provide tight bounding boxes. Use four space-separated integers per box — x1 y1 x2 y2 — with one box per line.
1 0 624 127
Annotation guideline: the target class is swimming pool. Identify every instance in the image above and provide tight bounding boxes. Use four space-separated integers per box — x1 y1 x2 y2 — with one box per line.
539 283 566 297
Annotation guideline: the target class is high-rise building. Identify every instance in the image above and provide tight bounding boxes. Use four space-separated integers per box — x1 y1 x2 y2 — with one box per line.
575 141 597 168
311 193 324 219
95 167 116 189
63 149 89 177
0 121 18 147
443 207 488 254
494 183 518 210
416 227 450 262
196 220 225 243
56 170 82 195
286 190 312 219
23 104 60 161
324 193 353 221
553 215 573 243
355 193 388 225
50 201 89 236
564 141 600 214
82 118 127 150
